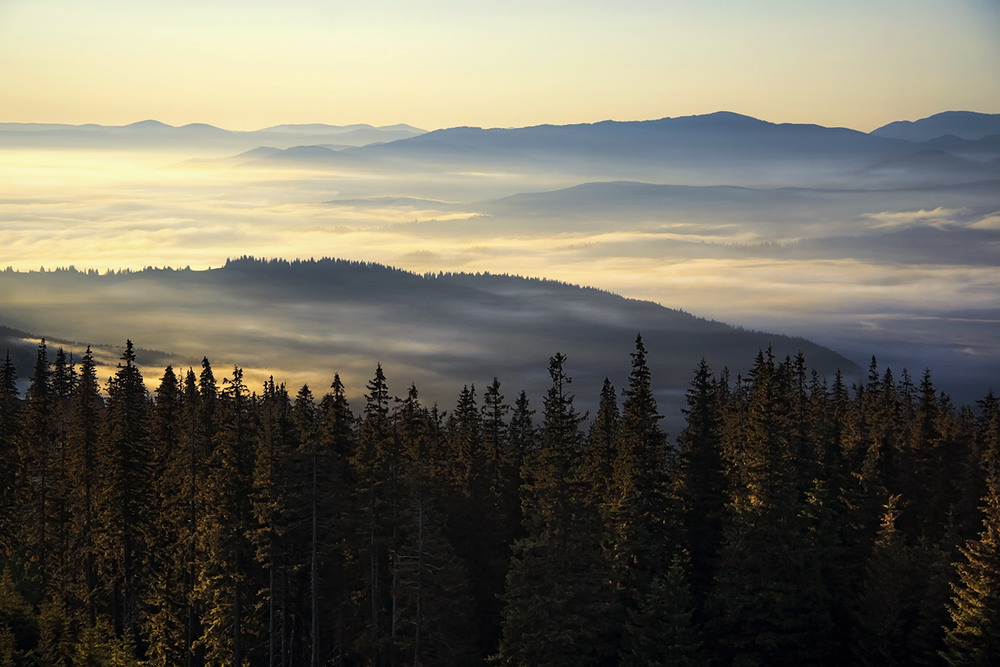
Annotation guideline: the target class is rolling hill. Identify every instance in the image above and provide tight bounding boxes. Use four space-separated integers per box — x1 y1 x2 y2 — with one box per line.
0 257 859 427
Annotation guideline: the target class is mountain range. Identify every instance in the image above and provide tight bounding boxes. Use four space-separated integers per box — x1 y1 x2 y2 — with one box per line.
0 120 426 153
241 111 1000 188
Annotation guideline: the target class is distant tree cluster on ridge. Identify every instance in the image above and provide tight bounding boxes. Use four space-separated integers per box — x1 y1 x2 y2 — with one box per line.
0 335 998 665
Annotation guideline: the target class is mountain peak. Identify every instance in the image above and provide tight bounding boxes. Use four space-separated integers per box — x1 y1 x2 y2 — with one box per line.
871 111 1000 142
124 119 173 130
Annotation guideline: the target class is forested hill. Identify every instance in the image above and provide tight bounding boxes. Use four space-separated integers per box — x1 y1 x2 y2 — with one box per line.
0 256 857 420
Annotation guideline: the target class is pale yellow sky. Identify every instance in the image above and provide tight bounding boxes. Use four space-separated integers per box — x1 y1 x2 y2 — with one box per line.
1 0 998 131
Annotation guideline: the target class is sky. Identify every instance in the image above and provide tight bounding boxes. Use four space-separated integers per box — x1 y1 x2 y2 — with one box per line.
1 0 998 131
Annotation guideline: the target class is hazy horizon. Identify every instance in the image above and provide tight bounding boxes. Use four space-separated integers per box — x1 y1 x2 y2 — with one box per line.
2 1 998 131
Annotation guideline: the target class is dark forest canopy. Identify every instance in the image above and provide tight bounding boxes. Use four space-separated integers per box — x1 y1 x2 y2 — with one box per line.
0 337 998 665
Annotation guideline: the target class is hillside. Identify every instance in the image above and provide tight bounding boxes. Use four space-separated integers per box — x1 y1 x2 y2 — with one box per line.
0 257 858 422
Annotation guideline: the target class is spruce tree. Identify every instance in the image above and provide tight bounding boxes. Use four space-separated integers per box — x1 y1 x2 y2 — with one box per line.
143 365 195 666
391 384 477 666
95 340 151 651
498 353 619 665
195 365 256 666
252 378 297 666
851 495 919 665
676 358 725 606
942 480 1000 665
580 377 618 502
707 349 835 665
0 351 20 562
620 554 706 667
64 347 102 629
18 339 56 588
477 377 512 656
610 334 674 606
317 372 359 665
354 364 395 665
0 567 37 663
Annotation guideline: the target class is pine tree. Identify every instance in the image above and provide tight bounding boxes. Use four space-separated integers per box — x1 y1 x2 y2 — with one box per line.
979 391 1000 476
251 378 297 667
180 366 208 667
851 495 919 665
0 351 21 561
143 365 193 666
37 593 74 666
580 377 618 502
95 340 151 651
610 334 674 605
707 349 835 665
446 385 483 495
676 358 725 606
353 364 395 665
497 353 619 665
443 383 506 653
390 384 477 666
620 554 706 666
317 372 359 665
0 567 37 663
195 365 257 666
482 377 510 502
942 480 1000 665
48 348 76 591
473 377 514 657
17 339 57 588
64 347 102 629
501 390 534 547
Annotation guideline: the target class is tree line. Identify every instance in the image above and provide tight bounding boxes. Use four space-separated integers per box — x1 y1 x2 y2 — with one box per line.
0 335 998 665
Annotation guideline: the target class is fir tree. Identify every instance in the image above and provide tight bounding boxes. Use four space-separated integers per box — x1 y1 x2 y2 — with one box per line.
391 384 478 666
676 358 725 606
851 495 919 665
252 378 297 667
707 349 835 665
620 554 706 667
498 353 619 665
143 365 195 667
317 372 359 665
0 567 37 662
0 351 20 561
195 366 256 666
354 364 395 665
610 334 674 606
95 340 151 651
64 347 102 629
580 377 619 501
18 339 57 587
942 481 1000 665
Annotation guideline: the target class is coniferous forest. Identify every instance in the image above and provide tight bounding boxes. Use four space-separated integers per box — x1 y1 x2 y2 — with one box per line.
0 335 998 666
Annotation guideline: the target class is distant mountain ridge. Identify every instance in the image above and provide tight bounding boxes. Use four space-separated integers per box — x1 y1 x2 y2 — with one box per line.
872 111 1000 141
230 110 1000 187
351 111 907 163
0 120 426 151
7 111 1000 186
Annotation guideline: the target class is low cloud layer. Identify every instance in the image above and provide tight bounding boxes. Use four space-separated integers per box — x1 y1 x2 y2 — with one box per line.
1 143 998 407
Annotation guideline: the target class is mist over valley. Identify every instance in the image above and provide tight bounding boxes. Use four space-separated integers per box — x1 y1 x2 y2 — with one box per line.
2 110 998 412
